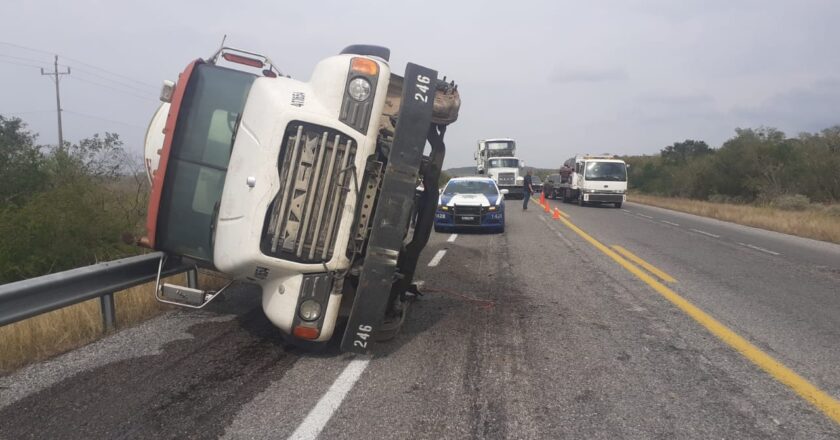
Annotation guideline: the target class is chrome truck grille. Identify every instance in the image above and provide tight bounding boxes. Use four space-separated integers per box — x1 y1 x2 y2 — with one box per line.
498 172 515 185
261 123 357 263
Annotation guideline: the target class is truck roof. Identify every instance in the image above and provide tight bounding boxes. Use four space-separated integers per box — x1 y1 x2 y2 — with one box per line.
479 138 515 142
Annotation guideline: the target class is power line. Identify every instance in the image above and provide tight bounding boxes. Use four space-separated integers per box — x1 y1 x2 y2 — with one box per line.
0 40 157 88
70 67 158 95
0 58 47 70
0 41 53 56
70 76 158 102
60 56 157 88
63 109 145 129
1 110 55 115
0 53 52 67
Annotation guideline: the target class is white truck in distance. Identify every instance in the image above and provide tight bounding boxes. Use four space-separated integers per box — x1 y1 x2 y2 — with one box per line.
475 138 525 199
559 154 628 208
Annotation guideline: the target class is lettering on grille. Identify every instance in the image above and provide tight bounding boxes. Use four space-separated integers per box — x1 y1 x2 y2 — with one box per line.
262 123 357 263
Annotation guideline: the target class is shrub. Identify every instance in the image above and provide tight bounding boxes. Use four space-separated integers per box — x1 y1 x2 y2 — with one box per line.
770 194 811 211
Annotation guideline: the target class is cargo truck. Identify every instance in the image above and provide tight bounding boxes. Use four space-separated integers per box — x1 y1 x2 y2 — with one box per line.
558 154 627 207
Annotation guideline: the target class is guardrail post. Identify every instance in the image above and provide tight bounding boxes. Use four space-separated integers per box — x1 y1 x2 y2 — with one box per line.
187 268 198 289
100 293 116 333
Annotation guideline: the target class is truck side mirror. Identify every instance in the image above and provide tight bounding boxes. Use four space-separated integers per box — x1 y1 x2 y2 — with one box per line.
500 189 509 195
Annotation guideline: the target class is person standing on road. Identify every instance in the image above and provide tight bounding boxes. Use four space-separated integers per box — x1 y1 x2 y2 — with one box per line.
523 170 534 210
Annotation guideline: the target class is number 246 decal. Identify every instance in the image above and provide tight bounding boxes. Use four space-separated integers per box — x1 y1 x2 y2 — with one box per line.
353 324 373 348
414 75 431 103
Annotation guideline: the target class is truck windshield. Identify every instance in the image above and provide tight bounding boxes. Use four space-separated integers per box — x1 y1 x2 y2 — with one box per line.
488 158 520 168
444 180 499 197
584 161 627 181
485 141 515 158
487 141 514 150
157 63 256 263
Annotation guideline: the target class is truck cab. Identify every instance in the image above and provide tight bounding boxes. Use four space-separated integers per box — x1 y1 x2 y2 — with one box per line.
486 157 525 198
560 155 627 208
142 45 460 353
475 138 524 199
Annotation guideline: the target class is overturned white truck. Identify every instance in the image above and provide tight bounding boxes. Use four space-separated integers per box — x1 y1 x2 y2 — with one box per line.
141 45 460 353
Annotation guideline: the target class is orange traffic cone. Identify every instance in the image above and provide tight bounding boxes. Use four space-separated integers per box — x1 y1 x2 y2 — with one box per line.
544 202 550 212
553 208 562 219
539 190 546 205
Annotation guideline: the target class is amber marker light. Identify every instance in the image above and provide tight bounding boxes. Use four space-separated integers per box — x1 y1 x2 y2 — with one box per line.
350 57 379 76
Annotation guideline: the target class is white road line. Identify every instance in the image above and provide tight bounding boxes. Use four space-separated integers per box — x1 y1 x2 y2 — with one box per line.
661 220 680 227
622 209 633 213
288 358 371 440
447 233 458 243
738 242 781 256
637 213 654 219
428 250 447 267
690 228 721 239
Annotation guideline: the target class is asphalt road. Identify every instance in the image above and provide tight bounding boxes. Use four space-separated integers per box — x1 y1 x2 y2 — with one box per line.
2 198 840 439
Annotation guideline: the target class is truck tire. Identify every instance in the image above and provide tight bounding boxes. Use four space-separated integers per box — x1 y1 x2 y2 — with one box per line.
614 202 622 208
578 193 584 207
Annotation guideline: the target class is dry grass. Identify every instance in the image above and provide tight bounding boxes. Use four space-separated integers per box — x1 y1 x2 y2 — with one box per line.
629 193 840 244
0 270 230 374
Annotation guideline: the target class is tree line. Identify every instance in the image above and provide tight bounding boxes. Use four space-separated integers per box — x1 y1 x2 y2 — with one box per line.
624 126 840 205
0 116 147 284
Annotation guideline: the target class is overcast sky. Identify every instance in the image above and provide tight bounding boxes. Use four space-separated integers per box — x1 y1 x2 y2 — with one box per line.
2 0 838 168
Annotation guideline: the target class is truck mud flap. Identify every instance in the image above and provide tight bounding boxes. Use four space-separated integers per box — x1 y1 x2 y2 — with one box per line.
341 63 437 354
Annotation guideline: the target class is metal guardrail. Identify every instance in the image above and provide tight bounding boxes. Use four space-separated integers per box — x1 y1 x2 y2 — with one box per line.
0 252 194 332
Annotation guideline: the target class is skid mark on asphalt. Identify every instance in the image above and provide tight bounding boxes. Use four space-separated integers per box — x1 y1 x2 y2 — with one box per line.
288 358 371 440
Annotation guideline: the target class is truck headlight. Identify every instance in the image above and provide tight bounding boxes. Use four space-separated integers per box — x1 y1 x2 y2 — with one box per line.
299 299 322 322
348 78 371 101
438 205 449 211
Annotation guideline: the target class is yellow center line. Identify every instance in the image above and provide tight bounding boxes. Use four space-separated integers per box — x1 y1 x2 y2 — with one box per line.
611 245 677 283
553 214 840 425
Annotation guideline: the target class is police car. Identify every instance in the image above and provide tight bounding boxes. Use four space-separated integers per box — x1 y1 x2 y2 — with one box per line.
434 177 507 233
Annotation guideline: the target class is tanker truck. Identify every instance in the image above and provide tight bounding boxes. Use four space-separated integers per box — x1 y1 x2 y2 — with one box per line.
141 44 460 353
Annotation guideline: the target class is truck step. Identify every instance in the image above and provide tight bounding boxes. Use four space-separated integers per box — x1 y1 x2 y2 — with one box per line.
159 283 212 307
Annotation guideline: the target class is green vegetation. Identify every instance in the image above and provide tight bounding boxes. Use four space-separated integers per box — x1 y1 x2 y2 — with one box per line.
0 115 147 284
624 126 840 206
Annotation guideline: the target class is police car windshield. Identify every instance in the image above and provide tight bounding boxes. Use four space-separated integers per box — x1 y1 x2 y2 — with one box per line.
444 180 499 196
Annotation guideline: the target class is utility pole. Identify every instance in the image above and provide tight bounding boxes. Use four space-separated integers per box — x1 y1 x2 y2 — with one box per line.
41 55 70 148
